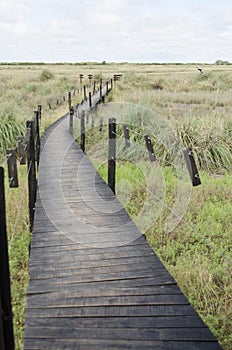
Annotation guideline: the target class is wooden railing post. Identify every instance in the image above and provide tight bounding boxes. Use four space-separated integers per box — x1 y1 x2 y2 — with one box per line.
99 117 103 132
123 125 130 148
68 92 72 110
0 167 15 350
79 74 84 87
6 149 19 188
17 136 26 165
83 86 87 100
108 118 116 194
144 135 156 162
99 82 102 101
183 148 201 186
80 110 85 152
38 104 42 121
88 74 93 86
69 107 74 136
89 92 92 108
33 111 40 167
26 120 37 232
106 81 109 95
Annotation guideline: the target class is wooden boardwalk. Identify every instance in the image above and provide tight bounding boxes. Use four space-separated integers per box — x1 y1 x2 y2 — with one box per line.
24 88 223 349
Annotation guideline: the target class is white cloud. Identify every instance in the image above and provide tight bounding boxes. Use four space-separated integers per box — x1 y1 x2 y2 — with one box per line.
0 0 232 62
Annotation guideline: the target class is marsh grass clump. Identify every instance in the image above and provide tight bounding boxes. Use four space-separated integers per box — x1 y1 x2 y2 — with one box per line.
0 108 25 154
175 114 232 172
151 79 164 90
39 69 54 82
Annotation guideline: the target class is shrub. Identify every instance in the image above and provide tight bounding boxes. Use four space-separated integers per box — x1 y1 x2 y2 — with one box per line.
151 79 164 90
39 69 54 82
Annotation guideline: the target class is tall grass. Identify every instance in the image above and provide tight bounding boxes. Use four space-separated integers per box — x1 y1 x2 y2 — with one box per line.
0 109 25 154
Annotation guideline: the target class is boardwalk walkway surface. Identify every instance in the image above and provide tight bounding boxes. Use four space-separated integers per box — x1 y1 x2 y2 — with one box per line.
24 87 223 349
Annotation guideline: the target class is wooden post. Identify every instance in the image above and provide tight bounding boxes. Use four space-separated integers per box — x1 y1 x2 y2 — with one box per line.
144 135 156 162
83 85 87 100
38 104 42 121
79 74 84 86
26 120 37 232
0 167 15 350
108 118 116 194
99 82 102 101
91 114 95 127
48 102 52 110
99 117 103 132
111 78 113 89
93 81 96 93
68 92 72 110
88 74 93 86
69 107 74 136
6 148 18 188
34 111 40 167
183 148 201 186
17 136 26 165
80 110 85 152
89 92 92 108
106 81 109 95
0 296 5 350
123 125 130 147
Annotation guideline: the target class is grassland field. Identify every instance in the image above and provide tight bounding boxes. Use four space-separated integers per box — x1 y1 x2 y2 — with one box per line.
0 63 231 349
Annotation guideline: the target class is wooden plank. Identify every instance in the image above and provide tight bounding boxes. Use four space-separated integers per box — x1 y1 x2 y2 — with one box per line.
29 261 164 280
24 315 206 329
27 277 177 295
28 255 165 274
28 246 158 263
26 294 188 309
27 269 173 288
24 326 217 341
25 304 198 318
24 338 222 350
26 285 183 300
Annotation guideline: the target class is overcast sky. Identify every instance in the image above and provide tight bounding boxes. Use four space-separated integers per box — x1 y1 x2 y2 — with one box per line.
0 0 231 63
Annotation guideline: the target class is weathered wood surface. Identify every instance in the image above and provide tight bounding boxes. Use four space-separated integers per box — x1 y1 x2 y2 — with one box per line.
24 87 223 349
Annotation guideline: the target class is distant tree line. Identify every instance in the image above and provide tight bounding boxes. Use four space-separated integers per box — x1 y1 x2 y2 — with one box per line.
215 59 231 65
